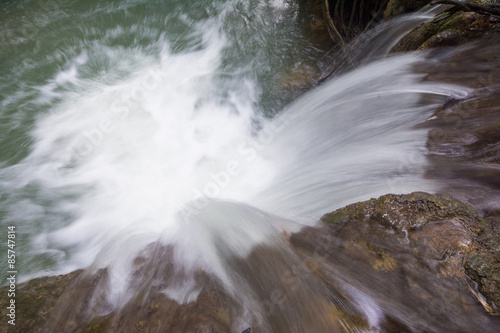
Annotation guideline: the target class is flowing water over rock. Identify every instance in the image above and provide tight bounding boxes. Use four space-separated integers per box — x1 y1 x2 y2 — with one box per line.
1 0 499 332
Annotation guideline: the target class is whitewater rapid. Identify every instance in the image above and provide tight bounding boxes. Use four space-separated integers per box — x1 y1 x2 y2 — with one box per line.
0 0 471 314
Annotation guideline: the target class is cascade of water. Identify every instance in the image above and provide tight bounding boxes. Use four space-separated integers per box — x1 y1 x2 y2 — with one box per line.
0 0 482 331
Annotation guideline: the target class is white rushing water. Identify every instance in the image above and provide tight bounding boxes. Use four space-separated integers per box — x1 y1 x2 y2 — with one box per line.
0 0 471 315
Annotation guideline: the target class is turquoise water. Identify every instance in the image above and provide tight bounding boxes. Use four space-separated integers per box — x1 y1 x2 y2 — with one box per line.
0 0 328 162
0 0 331 282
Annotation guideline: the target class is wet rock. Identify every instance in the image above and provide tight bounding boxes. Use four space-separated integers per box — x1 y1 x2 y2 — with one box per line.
321 192 499 314
291 192 500 331
464 210 500 313
0 245 241 333
0 243 359 333
304 0 332 45
321 192 484 283
2 193 500 332
267 0 334 106
275 62 321 92
416 39 500 210
107 278 236 333
384 0 433 19
391 1 500 52
322 192 483 232
42 245 240 333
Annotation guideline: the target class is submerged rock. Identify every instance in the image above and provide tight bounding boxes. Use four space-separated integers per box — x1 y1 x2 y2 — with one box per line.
275 62 321 92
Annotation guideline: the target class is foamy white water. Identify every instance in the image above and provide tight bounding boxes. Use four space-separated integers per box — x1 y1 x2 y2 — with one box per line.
0 0 472 319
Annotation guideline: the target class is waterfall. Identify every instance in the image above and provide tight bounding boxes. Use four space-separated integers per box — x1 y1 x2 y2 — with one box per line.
0 0 482 331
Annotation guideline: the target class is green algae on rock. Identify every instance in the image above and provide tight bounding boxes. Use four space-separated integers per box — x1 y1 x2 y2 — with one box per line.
391 0 500 52
416 39 500 201
464 210 500 313
290 193 500 331
320 192 499 315
0 270 83 333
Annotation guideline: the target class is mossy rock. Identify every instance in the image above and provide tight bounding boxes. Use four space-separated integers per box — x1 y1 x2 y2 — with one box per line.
384 0 433 19
464 211 500 312
391 1 500 52
322 192 484 232
0 252 239 332
0 270 83 333
290 192 500 331
322 0 388 44
320 192 499 314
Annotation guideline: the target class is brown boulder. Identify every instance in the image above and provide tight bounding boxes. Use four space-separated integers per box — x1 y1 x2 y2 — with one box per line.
291 192 500 331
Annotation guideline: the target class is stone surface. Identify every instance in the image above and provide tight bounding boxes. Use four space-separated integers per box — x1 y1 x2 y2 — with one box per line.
0 245 241 333
391 1 500 52
291 192 500 331
413 38 500 211
0 270 83 333
464 210 500 312
319 192 499 315
384 0 433 19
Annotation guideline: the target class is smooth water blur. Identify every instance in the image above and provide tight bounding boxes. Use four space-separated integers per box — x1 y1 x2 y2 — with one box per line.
0 0 476 331
0 0 329 281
